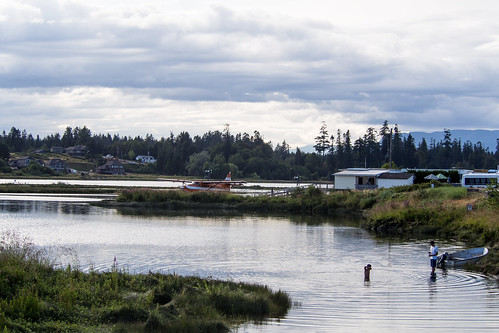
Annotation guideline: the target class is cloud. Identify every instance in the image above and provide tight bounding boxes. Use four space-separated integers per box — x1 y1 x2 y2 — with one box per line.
1 0 499 147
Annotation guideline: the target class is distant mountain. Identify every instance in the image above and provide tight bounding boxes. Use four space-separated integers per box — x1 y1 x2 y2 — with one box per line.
298 144 315 153
407 130 499 151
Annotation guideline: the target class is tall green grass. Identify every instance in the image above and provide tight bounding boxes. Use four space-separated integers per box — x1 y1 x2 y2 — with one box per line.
113 186 377 216
0 232 291 332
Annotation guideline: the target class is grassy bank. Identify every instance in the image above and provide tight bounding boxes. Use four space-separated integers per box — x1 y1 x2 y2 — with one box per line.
102 186 377 216
0 232 291 332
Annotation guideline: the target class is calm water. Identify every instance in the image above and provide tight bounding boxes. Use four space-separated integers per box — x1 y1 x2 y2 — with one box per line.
1 197 498 332
0 178 313 190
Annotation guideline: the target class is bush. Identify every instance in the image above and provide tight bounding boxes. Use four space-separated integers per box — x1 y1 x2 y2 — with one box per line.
101 304 149 323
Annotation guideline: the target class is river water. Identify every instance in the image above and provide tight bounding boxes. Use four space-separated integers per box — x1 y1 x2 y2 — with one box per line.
0 196 498 332
0 178 314 190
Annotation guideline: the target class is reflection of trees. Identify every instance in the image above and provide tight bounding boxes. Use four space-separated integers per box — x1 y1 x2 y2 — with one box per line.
60 203 91 215
0 200 59 213
0 200 91 215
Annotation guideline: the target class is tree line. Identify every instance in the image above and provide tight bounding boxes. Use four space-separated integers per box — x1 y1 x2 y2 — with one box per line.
315 121 499 175
1 122 498 180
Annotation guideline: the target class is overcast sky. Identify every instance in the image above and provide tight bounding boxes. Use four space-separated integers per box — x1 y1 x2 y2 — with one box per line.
1 0 499 148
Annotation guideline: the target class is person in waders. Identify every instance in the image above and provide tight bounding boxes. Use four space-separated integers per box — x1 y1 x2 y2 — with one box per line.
364 264 372 281
429 241 438 277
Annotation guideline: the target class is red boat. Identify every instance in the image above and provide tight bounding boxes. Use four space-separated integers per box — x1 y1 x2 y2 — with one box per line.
159 172 245 192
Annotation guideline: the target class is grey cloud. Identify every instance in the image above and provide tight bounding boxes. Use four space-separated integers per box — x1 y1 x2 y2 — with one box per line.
2 4 384 98
1 1 499 145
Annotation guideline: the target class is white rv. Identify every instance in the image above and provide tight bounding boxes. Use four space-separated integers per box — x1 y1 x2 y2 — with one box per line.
461 169 499 188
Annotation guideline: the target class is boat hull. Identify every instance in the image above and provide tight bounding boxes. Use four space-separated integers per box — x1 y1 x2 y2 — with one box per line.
182 185 230 192
437 247 488 268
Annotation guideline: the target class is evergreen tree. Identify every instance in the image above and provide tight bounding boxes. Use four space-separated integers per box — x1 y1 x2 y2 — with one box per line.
353 137 366 167
7 127 23 152
314 121 331 162
451 139 462 167
403 134 417 167
61 126 75 147
335 129 344 169
391 125 403 167
442 129 452 167
0 141 9 161
222 124 232 162
379 120 391 164
363 127 379 167
343 130 353 168
416 138 429 168
473 142 486 169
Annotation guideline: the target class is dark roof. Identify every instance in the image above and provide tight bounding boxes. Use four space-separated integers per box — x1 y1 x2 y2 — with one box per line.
378 172 414 180
104 160 123 166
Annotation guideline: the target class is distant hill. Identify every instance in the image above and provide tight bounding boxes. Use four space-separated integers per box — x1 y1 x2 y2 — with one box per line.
298 144 315 153
407 130 499 151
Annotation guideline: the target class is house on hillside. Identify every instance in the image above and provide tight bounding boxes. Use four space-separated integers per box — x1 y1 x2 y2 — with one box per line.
65 145 88 157
95 159 125 175
333 168 414 190
9 156 33 169
9 156 46 170
50 147 65 154
136 155 156 164
48 159 68 173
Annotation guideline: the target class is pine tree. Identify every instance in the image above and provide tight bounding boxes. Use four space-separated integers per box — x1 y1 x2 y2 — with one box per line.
314 121 331 161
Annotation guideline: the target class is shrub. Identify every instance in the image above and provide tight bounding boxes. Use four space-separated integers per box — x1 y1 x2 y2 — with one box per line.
101 304 149 323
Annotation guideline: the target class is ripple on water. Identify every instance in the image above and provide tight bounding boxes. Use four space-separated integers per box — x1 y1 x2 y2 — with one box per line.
264 265 499 333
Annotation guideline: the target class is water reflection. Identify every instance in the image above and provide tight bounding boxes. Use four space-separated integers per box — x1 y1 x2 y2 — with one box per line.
0 199 498 332
0 199 92 215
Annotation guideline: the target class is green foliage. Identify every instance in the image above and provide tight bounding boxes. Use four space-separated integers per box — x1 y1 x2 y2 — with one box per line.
23 161 54 176
125 162 157 174
0 159 11 173
486 179 499 208
0 232 291 332
0 141 10 160
381 162 398 169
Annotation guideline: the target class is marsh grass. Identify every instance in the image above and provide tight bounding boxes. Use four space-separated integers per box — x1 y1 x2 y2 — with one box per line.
0 232 291 332
366 185 498 243
113 186 377 216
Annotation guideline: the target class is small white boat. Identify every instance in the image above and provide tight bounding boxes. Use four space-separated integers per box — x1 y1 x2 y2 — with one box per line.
437 247 488 268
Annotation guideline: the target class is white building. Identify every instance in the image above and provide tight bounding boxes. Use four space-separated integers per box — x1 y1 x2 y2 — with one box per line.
136 155 156 164
334 168 414 190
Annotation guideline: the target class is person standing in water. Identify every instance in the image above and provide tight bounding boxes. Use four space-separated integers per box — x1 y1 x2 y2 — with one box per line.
429 241 438 277
364 264 372 281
